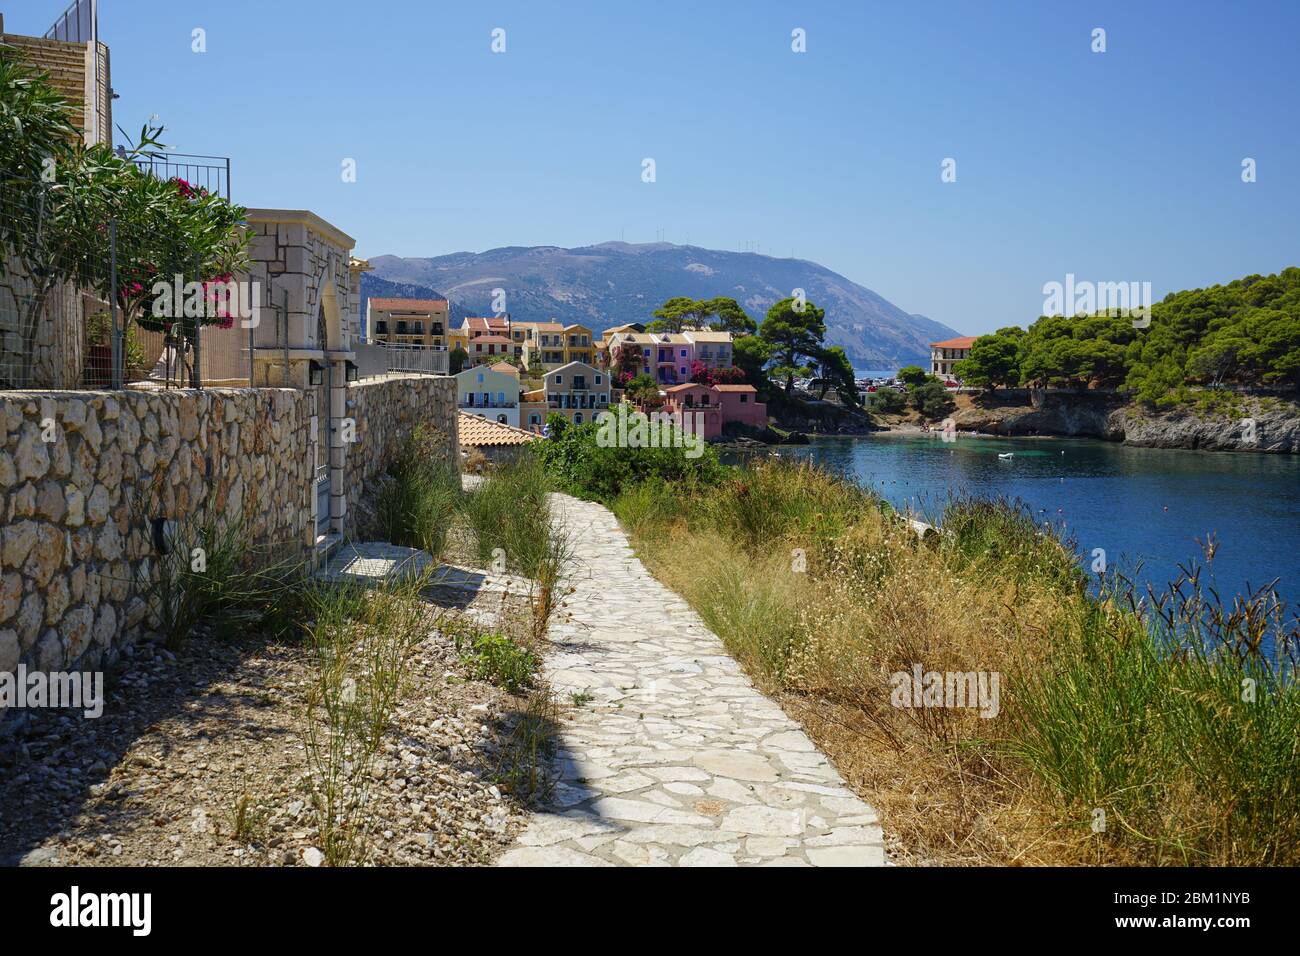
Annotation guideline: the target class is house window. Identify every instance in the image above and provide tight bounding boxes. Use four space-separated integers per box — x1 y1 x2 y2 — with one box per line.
680 349 687 357
497 414 507 424
680 367 686 376
574 413 583 424
595 375 602 385
740 394 748 403
475 344 482 352
529 413 540 425
554 375 562 384
477 372 484 382
497 391 505 404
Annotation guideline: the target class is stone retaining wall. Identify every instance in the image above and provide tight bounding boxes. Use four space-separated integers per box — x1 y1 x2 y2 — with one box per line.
0 388 314 691
343 375 458 532
0 375 457 714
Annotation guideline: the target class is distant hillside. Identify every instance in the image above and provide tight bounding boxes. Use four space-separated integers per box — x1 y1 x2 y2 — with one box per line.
362 242 960 368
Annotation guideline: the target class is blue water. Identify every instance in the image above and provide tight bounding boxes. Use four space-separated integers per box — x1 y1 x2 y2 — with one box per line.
727 433 1300 620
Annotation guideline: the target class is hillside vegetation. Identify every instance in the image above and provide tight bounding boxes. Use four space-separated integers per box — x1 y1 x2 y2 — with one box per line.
954 268 1300 405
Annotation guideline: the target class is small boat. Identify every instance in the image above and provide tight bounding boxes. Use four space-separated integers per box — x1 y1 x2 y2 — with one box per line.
997 452 1014 460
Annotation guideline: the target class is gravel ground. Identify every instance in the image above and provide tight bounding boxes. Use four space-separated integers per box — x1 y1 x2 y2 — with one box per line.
0 597 537 867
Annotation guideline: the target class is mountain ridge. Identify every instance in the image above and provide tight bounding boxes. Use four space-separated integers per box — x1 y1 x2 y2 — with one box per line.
362 241 961 368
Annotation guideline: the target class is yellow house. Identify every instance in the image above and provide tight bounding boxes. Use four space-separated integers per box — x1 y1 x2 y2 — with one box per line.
365 297 448 349
519 321 567 370
563 324 595 366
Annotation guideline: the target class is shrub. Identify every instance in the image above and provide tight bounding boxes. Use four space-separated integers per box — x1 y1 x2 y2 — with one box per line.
536 414 728 501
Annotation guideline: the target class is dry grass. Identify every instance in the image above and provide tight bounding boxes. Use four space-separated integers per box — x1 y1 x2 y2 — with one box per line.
615 458 1300 867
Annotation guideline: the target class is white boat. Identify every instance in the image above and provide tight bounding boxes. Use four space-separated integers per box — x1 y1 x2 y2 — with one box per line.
997 452 1014 460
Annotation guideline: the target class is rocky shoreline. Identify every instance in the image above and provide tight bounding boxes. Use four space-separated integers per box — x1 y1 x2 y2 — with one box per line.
943 391 1300 453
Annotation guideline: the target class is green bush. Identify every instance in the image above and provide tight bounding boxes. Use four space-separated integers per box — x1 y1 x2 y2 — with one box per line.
458 631 538 694
536 411 728 501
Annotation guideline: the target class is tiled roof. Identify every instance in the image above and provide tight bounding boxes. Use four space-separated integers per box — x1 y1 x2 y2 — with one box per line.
470 334 513 345
684 331 733 343
458 412 540 448
665 383 709 393
930 336 978 349
713 384 757 392
489 361 520 376
464 316 509 331
368 297 447 311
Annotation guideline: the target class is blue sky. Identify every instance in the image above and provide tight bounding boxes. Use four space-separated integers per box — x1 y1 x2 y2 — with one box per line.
9 0 1298 334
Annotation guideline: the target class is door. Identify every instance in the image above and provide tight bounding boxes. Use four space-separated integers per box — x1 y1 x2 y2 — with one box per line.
315 309 332 536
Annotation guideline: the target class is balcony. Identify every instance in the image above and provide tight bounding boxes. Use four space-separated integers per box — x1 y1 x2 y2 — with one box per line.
355 342 448 377
128 150 231 200
459 399 518 409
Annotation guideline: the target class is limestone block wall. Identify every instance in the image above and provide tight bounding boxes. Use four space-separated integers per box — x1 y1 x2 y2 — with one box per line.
343 375 457 533
244 211 358 353
0 387 314 687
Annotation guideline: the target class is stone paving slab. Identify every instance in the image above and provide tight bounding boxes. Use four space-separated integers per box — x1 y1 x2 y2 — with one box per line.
316 542 531 595
496 492 887 867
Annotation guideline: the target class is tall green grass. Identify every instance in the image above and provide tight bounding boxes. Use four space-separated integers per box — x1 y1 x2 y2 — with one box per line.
375 424 461 559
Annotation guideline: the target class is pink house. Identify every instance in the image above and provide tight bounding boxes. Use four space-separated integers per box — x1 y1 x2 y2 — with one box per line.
659 382 767 440
713 384 767 429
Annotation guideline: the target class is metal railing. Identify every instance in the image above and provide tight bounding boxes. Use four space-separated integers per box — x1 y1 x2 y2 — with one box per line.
353 341 448 378
126 150 231 201
44 0 97 42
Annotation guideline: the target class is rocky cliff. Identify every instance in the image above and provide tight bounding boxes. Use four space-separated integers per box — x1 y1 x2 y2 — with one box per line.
948 391 1300 453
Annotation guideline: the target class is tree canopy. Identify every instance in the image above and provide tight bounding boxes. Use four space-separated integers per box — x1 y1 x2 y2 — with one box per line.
952 269 1300 403
759 296 827 393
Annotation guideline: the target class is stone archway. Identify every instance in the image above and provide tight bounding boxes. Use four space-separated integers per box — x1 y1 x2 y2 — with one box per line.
314 257 344 352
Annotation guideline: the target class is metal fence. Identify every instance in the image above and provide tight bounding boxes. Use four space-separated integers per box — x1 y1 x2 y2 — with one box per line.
127 150 231 202
354 341 449 378
1 180 250 391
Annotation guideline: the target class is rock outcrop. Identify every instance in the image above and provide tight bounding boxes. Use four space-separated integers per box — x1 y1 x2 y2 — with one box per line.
948 390 1299 453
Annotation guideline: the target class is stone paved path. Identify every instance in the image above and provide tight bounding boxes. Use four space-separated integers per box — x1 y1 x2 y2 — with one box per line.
496 493 886 867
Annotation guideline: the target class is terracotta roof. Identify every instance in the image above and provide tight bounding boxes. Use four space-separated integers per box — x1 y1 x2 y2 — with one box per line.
470 334 513 345
458 412 540 447
489 361 520 376
368 297 447 311
713 384 757 392
519 321 564 332
665 383 710 393
464 315 509 326
931 336 978 349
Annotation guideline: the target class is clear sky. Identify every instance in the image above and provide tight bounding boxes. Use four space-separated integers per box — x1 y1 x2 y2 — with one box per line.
8 0 1298 334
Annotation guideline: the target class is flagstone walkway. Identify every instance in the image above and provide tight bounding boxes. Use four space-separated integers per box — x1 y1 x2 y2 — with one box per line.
496 492 887 867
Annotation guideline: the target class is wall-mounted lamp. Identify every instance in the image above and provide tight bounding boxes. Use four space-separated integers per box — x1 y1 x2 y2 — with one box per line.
152 517 177 555
308 360 325 386
345 360 359 383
